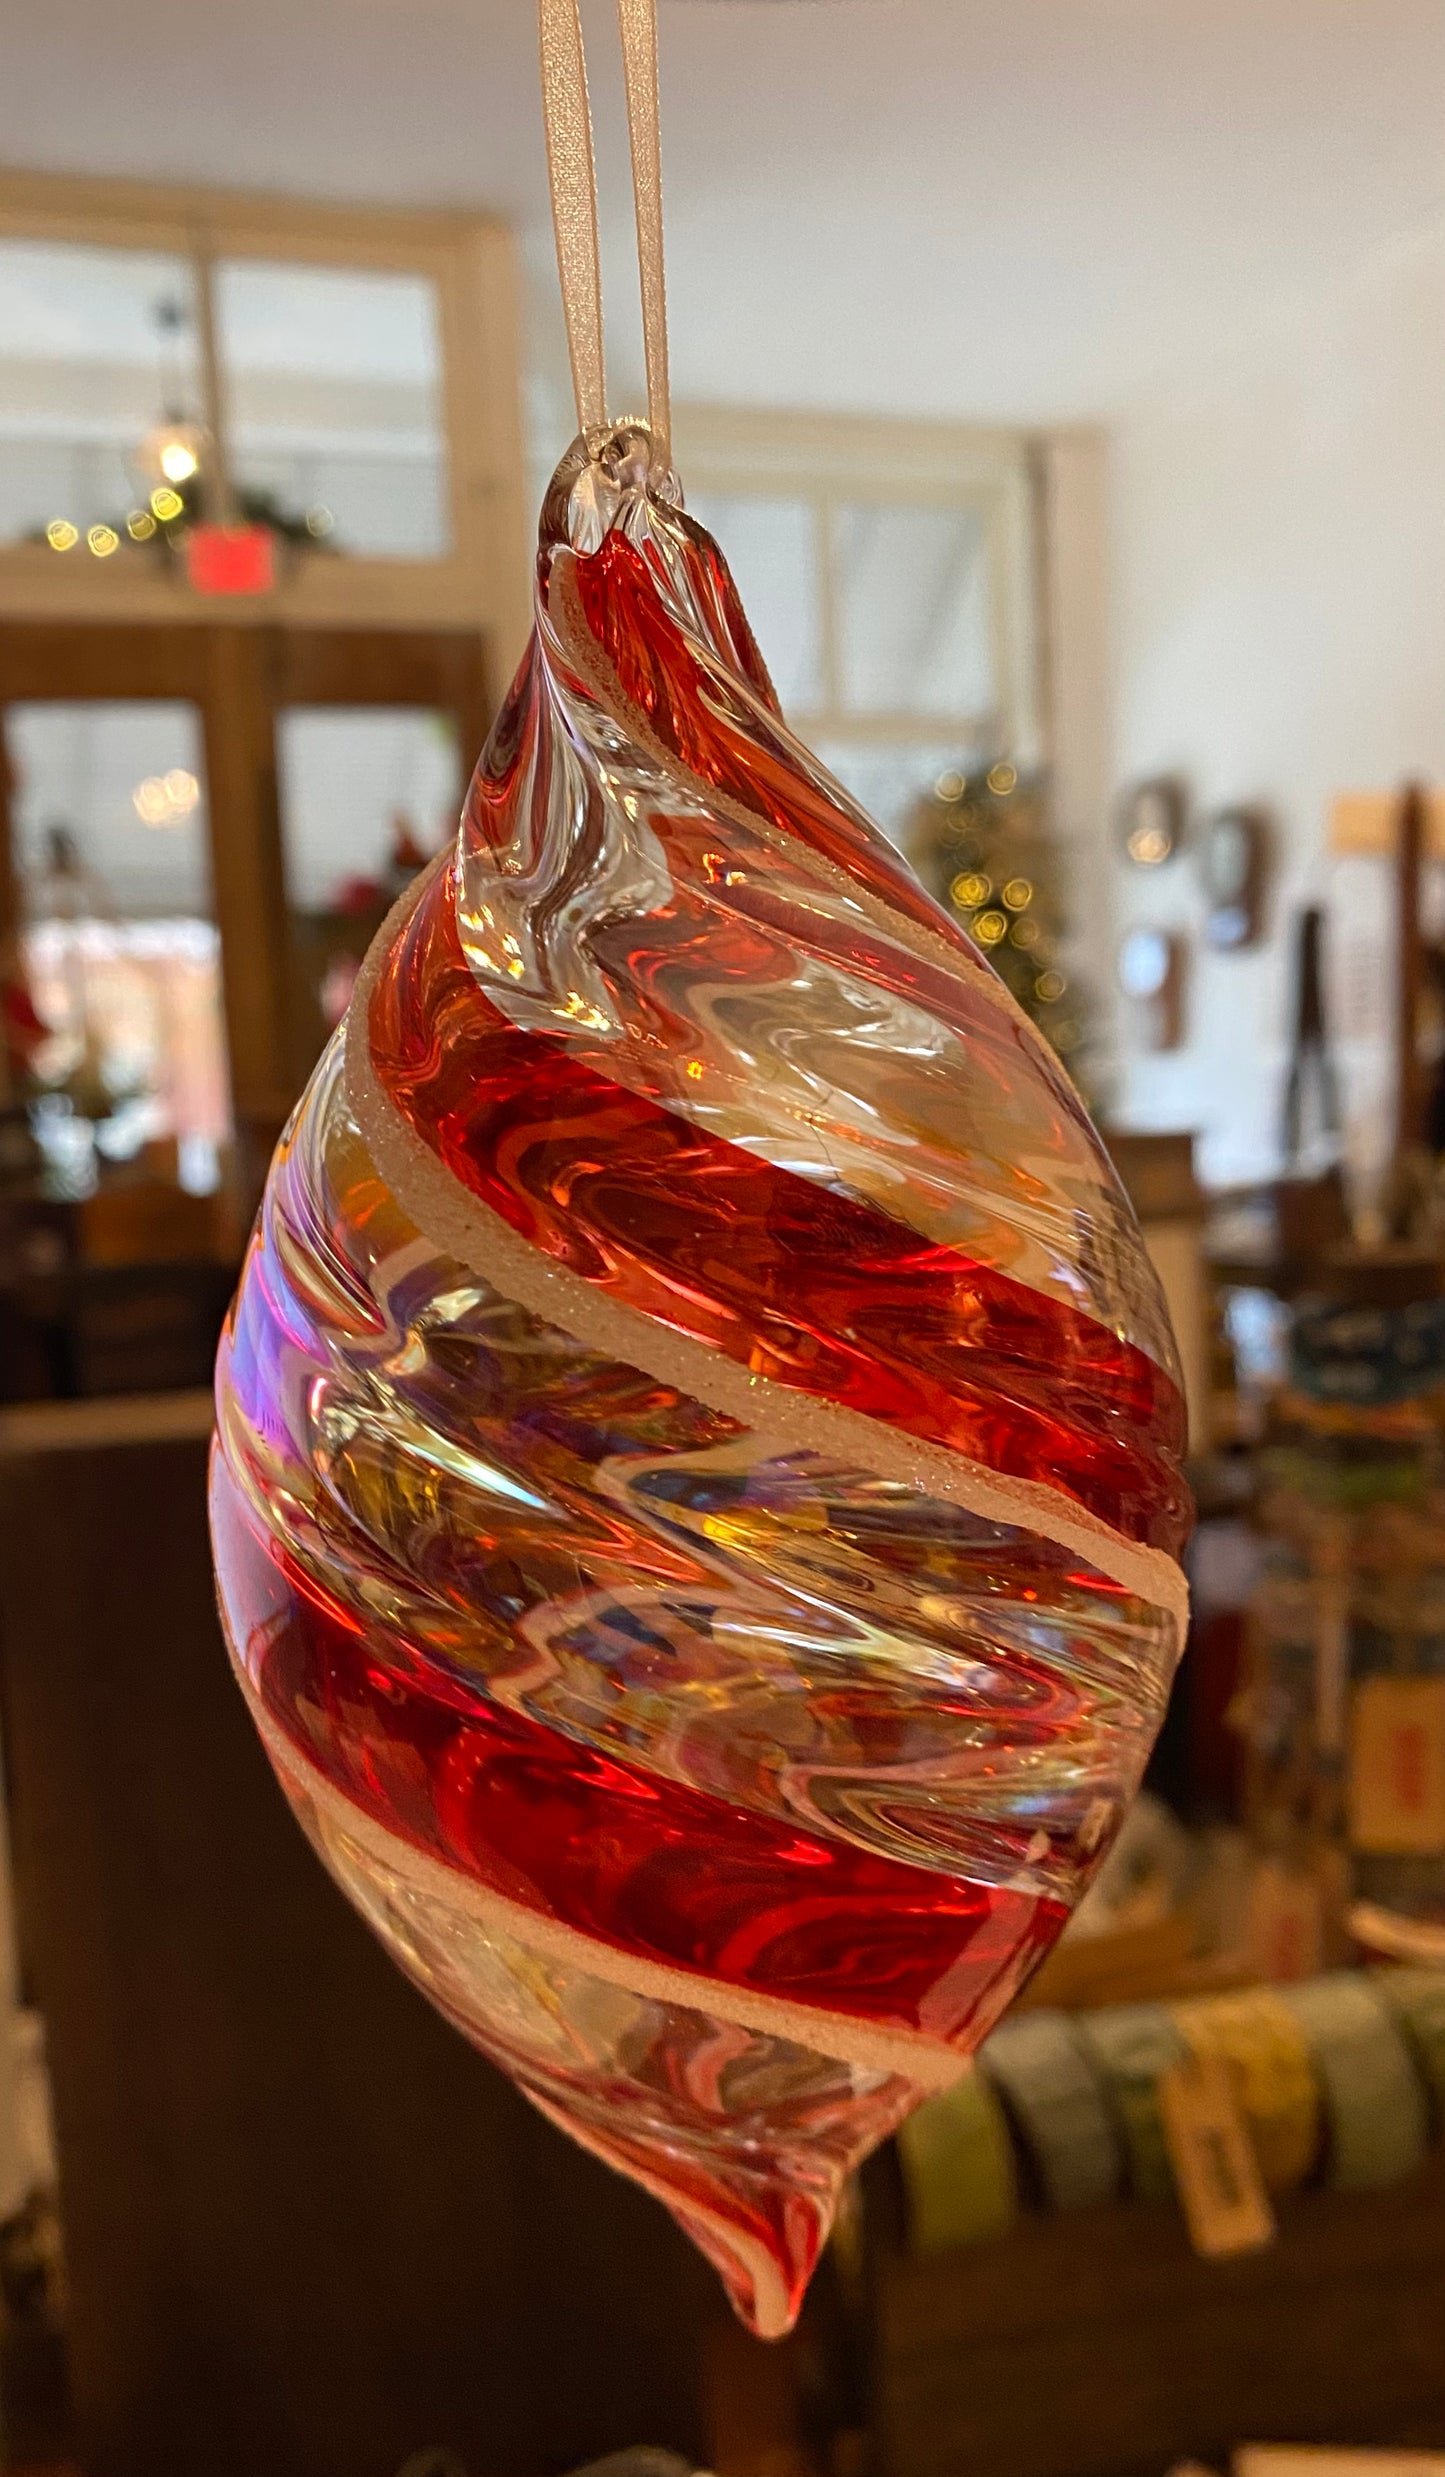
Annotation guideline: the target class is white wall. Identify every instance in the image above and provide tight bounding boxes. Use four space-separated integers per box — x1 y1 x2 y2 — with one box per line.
1108 214 1445 1192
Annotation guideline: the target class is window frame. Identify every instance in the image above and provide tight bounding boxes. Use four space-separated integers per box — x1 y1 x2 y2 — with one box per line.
0 169 530 659
672 403 1041 765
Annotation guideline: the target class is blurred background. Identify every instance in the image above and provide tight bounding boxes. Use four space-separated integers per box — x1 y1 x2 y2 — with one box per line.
0 6 1443 2477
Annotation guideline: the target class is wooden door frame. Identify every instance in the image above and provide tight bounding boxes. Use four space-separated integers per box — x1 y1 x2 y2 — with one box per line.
0 618 491 1175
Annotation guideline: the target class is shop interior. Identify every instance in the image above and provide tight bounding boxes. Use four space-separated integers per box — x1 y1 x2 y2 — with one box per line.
0 6 1443 2477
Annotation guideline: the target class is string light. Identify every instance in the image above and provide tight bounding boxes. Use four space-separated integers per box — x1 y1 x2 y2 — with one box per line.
45 519 79 552
1035 970 1066 1004
132 768 201 828
974 910 1008 946
150 486 185 522
935 769 965 803
139 418 206 493
127 510 157 541
987 762 1018 797
305 507 335 538
158 437 200 484
950 871 991 909
1010 917 1040 950
87 524 120 558
1002 877 1033 911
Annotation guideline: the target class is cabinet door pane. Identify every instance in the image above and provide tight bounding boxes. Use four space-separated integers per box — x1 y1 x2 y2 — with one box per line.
4 700 230 1198
276 705 461 1062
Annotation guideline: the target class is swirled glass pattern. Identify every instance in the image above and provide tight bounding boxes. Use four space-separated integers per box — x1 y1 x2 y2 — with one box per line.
212 421 1190 2337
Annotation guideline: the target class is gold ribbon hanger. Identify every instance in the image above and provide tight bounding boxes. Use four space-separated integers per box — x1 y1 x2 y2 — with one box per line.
537 0 672 464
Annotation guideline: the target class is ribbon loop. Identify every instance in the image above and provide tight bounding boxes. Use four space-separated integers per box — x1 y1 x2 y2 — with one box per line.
538 0 671 459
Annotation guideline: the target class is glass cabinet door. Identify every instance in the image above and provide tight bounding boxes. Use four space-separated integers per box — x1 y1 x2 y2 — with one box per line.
3 698 230 1200
275 703 462 1071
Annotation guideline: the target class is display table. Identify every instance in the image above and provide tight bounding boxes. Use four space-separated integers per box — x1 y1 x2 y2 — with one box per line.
863 2148 1445 2477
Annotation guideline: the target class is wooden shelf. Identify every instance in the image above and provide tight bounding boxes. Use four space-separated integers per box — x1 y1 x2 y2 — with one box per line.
864 2154 1445 2477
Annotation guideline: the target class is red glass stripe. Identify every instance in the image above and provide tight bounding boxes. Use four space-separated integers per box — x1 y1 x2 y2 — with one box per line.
369 868 1189 1553
213 1449 1063 2043
564 529 982 959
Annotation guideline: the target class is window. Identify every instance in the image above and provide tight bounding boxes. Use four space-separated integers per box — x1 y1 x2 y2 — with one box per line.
678 408 1038 852
215 261 449 560
681 491 826 712
0 175 519 1221
0 242 201 553
0 237 450 570
0 172 530 653
831 501 994 718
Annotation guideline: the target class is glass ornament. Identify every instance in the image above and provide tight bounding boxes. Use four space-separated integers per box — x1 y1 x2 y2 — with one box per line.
211 415 1190 2336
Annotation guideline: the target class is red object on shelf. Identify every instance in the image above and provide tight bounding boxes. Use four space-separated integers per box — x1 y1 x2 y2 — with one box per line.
185 523 275 598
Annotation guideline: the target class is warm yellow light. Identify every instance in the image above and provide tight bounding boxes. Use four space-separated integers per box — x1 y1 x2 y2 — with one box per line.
950 871 990 909
45 518 79 552
1035 970 1066 1004
1127 824 1171 867
685 1059 704 1081
1010 918 1040 950
974 910 1008 946
126 508 157 541
87 524 120 557
935 769 966 803
140 420 206 495
987 762 1018 797
132 769 200 827
1002 877 1033 910
150 486 185 522
133 778 171 826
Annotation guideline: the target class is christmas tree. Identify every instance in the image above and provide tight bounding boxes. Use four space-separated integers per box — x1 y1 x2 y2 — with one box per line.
910 761 1093 1085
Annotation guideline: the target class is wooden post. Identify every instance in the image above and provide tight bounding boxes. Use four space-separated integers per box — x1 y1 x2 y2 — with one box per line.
200 625 295 1195
1395 780 1426 1158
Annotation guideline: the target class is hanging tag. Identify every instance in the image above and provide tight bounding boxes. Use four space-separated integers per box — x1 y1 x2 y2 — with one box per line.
1157 2052 1276 2259
1347 1676 1445 1856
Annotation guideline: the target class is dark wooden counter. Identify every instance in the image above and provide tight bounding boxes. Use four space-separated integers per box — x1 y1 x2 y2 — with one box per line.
0 1396 719 2477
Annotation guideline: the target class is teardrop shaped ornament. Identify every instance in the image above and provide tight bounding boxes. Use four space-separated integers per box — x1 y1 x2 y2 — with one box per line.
211 420 1190 2338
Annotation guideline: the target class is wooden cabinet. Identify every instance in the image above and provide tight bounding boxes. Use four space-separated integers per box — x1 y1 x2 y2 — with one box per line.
0 615 491 1191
